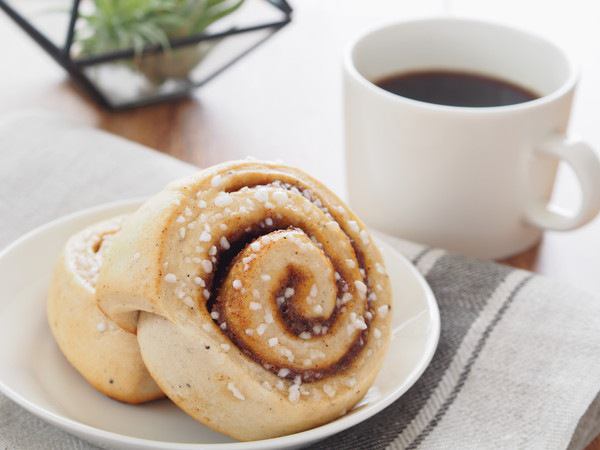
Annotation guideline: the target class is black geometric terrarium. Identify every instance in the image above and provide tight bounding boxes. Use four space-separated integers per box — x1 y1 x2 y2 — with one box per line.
0 0 292 110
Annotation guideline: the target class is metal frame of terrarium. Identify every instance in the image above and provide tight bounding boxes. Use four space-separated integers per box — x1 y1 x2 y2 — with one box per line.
0 0 293 110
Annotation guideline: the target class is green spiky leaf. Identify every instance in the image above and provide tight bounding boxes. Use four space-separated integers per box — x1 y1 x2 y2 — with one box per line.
76 0 244 56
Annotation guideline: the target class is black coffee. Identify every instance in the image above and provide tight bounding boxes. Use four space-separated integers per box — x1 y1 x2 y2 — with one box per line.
375 70 538 107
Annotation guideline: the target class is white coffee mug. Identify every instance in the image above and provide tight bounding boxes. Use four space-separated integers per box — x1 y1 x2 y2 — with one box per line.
344 17 600 259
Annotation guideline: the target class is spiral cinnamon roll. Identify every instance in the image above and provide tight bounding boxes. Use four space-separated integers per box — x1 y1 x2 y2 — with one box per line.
97 161 392 440
47 217 163 404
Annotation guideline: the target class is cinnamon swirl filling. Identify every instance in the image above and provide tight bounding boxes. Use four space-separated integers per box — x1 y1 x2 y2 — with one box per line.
160 171 389 385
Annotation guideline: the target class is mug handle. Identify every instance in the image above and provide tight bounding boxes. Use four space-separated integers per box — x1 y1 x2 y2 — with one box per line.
524 136 600 231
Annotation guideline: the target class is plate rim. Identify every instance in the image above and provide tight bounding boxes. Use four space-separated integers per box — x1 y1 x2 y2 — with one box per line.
0 198 440 449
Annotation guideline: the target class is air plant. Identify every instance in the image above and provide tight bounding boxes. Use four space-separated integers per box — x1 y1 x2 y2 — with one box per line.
77 0 244 83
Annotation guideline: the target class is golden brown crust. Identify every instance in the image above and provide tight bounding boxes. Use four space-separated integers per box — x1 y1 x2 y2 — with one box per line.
97 161 392 439
47 217 163 404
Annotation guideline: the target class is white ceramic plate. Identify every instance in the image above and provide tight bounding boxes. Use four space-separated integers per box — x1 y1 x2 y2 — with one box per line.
0 199 439 450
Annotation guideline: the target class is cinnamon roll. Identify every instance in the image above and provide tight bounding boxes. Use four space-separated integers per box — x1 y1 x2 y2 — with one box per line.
97 161 392 440
47 217 163 404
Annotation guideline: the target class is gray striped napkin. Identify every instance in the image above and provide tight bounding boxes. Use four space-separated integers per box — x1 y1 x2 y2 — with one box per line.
1 112 600 450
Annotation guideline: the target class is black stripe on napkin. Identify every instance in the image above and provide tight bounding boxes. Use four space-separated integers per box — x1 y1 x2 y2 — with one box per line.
405 275 531 449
